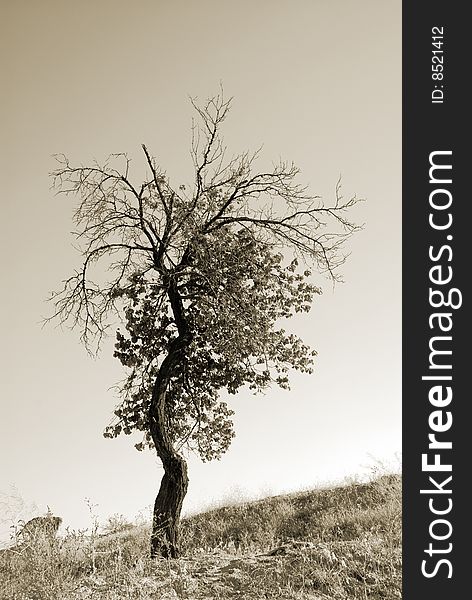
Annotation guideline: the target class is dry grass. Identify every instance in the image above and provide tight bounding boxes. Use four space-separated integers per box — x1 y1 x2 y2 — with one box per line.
0 474 401 599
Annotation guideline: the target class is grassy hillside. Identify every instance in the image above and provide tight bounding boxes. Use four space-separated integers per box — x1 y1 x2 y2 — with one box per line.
0 474 401 599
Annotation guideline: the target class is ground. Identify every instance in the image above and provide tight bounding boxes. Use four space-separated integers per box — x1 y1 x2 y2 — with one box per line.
0 474 401 599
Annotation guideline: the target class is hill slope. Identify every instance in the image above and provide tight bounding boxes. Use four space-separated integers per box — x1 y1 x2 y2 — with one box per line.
0 474 401 599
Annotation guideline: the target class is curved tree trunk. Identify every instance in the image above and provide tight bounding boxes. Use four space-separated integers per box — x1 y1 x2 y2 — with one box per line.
149 278 192 558
151 453 189 558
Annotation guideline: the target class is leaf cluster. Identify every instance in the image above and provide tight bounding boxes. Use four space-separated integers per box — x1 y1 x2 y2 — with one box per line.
107 228 320 461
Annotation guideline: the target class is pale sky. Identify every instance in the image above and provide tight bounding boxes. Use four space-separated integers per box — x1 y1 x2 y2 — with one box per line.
0 0 401 543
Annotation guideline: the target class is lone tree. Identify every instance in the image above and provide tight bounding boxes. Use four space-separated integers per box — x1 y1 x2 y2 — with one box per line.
49 93 360 558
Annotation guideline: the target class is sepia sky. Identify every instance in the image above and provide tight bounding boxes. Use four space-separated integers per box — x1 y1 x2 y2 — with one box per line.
0 0 400 541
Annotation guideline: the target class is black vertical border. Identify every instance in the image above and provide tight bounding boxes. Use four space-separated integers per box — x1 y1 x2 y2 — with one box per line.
403 2 467 597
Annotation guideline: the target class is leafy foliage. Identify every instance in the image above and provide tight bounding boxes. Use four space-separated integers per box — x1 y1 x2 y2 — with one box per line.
50 92 360 465
107 228 320 461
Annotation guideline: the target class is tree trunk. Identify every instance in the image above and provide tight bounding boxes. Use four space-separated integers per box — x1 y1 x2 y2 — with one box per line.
149 358 189 558
151 453 189 558
148 278 192 558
